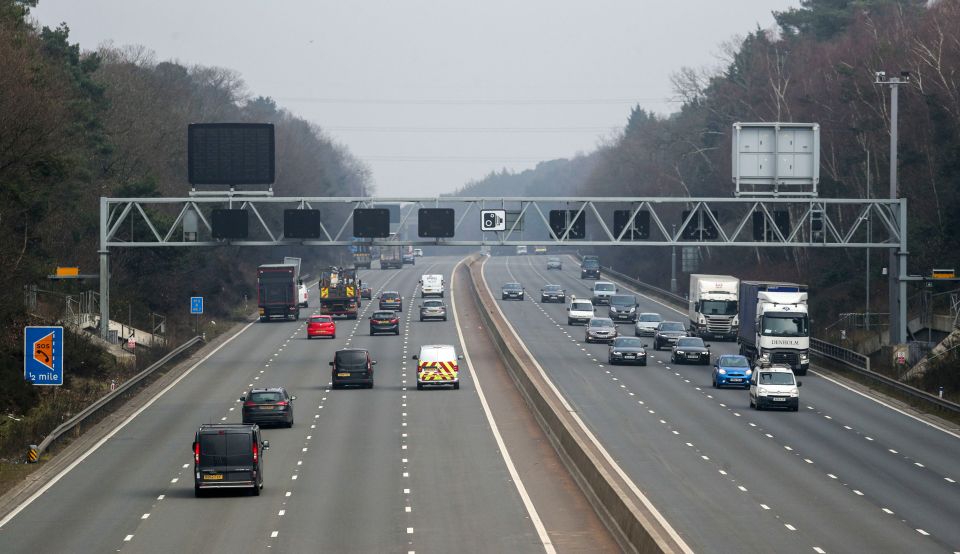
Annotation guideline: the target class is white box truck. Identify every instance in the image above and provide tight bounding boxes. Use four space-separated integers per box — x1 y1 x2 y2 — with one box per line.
737 281 810 375
688 274 739 340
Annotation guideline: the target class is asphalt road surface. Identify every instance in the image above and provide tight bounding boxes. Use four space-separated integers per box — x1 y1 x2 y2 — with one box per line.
0 256 615 553
483 254 960 554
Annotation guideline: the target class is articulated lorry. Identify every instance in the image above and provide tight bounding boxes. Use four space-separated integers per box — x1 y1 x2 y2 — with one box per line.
258 264 300 321
352 245 372 269
320 267 360 319
688 274 739 340
380 244 403 269
737 281 810 375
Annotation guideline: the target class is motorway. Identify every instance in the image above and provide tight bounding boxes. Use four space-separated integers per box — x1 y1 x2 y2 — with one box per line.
483 254 960 554
0 256 615 553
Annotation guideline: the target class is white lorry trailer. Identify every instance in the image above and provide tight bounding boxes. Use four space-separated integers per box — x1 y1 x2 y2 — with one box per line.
737 281 810 375
688 274 739 340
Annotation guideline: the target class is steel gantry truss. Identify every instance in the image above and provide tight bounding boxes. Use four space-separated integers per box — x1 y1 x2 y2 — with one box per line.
98 195 910 341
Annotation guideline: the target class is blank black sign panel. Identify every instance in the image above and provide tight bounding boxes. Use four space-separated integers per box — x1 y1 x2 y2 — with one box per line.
418 209 455 238
211 209 249 239
353 209 391 238
549 210 586 239
284 209 322 239
188 123 275 185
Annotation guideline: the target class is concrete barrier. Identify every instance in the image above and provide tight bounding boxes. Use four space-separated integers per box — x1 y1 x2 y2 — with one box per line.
463 256 689 554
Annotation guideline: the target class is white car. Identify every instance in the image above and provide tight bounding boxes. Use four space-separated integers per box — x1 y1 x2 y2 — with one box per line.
567 300 595 325
413 248 424 257
634 312 663 336
749 364 801 411
298 284 309 308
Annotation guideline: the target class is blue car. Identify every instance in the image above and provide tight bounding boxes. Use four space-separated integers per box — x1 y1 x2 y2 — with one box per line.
712 354 752 389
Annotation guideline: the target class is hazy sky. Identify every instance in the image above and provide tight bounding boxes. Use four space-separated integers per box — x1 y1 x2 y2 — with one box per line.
32 1 798 197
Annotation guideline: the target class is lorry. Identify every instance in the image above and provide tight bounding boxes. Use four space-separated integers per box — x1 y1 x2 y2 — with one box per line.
258 263 301 321
688 274 739 340
352 245 372 269
319 267 361 319
380 244 403 269
282 256 308 308
737 281 810 375
516 245 528 255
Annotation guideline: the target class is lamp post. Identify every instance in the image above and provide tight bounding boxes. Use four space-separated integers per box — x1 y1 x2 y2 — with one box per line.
670 224 678 293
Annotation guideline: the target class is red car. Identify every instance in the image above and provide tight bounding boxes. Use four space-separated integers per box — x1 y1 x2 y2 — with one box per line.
307 315 336 339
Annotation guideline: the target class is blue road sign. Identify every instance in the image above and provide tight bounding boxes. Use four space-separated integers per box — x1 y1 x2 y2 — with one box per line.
191 297 204 315
24 326 64 386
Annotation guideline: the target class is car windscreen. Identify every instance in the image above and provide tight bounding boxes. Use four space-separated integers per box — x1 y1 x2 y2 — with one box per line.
719 356 750 367
759 372 795 385
336 351 368 367
700 300 738 315
594 284 615 291
548 257 560 262
381 292 399 299
543 285 562 291
310 316 332 323
660 322 685 332
761 314 809 337
199 432 252 467
638 314 662 322
614 338 644 348
503 283 521 290
590 318 614 328
372 311 395 319
583 260 599 268
676 338 704 347
610 295 635 306
571 303 592 311
423 301 443 307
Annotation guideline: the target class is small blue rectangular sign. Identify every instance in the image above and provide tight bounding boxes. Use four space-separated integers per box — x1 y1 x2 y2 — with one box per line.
24 326 64 386
190 297 204 314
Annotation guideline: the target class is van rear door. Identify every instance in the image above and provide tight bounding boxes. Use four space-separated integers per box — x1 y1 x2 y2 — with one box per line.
198 430 256 485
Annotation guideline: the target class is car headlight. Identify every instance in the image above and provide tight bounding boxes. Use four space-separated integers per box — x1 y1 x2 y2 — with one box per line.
745 369 752 376
757 387 769 396
790 390 799 397
800 353 809 363
612 351 622 357
698 316 705 325
629 307 635 312
717 368 727 374
675 350 685 355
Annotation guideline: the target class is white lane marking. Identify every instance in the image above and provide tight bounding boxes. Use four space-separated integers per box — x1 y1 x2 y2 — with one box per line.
182 463 189 468
810 369 960 440
404 488 410 494
285 491 292 497
882 508 894 514
813 548 825 553
271 531 279 538
853 490 863 496
737 485 748 492
452 256 555 553
760 504 770 510
124 535 134 542
157 495 164 500
914 462 924 468
828 474 838 479
804 459 814 464
946 477 956 483
141 513 150 519
916 529 929 536
784 446 793 451
170 478 178 484
405 506 412 512
278 510 285 516
785 524 796 531
407 528 414 534
865 436 874 441
889 449 898 454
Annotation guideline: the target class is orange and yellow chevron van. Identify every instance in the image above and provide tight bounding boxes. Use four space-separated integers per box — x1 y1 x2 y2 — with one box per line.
412 344 463 390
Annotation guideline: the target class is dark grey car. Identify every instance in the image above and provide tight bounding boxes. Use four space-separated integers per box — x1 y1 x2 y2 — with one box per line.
540 284 566 303
608 336 648 366
241 387 295 428
671 337 712 365
654 321 689 350
501 282 524 300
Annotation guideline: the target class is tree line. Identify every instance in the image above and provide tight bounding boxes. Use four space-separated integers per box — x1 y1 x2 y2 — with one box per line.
0 1 369 414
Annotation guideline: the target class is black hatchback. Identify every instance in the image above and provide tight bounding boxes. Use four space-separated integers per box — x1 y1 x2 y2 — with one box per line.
241 387 295 428
193 423 268 497
370 310 400 335
331 348 377 388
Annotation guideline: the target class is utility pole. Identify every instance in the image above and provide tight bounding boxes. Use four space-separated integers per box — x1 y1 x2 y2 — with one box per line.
865 150 871 330
875 70 909 345
670 224 678 293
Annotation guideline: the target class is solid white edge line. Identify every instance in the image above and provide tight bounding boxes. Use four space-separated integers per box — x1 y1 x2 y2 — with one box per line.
810 370 960 440
451 256 555 554
566 255 960 441
484 256 693 554
0 319 259 530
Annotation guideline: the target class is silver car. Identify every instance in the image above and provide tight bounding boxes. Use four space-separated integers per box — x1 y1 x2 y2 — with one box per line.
585 317 618 344
419 299 448 321
546 256 563 270
634 312 663 336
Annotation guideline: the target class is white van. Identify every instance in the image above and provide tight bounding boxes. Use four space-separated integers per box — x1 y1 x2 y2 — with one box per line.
749 364 801 411
420 274 444 297
567 299 595 326
413 344 463 390
516 245 528 255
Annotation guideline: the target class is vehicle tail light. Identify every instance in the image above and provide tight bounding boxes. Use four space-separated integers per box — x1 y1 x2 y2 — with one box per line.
244 401 256 407
276 401 288 407
453 364 459 372
391 318 398 324
252 442 259 463
193 442 200 464
417 364 423 374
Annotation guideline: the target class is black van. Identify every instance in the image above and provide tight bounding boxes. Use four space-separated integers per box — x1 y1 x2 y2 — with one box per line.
192 423 268 497
330 348 376 388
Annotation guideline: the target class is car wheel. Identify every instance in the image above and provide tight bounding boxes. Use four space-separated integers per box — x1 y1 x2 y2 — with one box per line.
194 485 204 498
251 482 260 496
641 360 647 366
395 329 400 335
453 382 460 390
332 334 336 339
416 383 424 390
287 419 294 428
749 396 755 409
368 382 375 389
419 316 423 322
712 377 718 388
